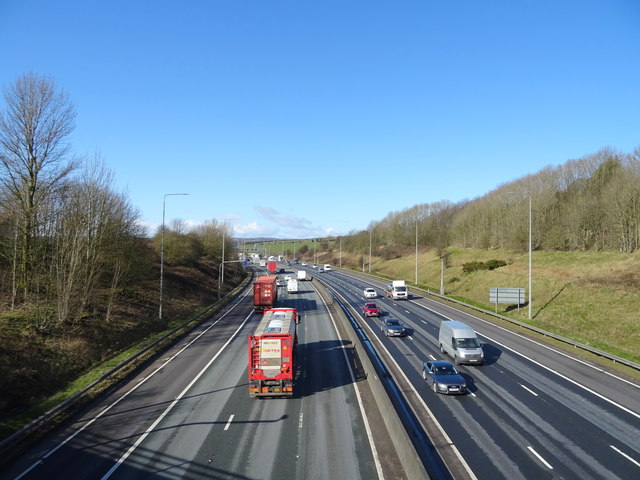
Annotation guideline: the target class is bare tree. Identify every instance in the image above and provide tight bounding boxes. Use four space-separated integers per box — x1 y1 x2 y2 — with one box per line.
0 73 77 303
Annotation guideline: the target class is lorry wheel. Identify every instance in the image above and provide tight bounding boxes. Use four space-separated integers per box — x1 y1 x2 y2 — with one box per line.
439 343 445 353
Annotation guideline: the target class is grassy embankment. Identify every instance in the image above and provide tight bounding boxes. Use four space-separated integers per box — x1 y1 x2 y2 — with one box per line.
0 260 246 438
275 241 639 367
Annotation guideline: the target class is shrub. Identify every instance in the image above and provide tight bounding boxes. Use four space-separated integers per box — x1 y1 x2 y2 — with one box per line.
485 259 507 270
462 259 507 274
462 261 486 274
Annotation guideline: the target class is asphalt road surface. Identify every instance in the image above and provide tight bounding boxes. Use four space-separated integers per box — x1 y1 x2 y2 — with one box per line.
2 272 399 480
314 267 640 480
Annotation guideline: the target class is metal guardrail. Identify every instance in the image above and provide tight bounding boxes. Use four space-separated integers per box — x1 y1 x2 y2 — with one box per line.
0 272 253 466
336 268 640 372
311 277 435 480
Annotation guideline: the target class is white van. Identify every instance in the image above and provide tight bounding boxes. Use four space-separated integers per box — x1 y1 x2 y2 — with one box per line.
323 264 332 271
287 279 299 293
438 321 484 365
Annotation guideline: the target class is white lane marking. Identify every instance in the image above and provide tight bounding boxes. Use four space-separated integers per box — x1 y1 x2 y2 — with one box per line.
410 301 640 419
342 292 477 479
527 446 553 469
100 311 255 479
298 412 304 430
429 354 437 360
224 414 235 431
520 384 539 397
313 284 385 480
610 445 640 467
14 290 253 480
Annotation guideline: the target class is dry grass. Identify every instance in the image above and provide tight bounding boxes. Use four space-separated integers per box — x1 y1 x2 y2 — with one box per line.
325 247 640 363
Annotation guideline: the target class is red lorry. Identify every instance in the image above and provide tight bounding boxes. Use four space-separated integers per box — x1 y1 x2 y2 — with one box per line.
267 260 277 273
248 308 298 397
253 276 278 311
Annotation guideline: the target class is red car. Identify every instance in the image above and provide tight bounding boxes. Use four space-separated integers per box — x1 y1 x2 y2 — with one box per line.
362 301 381 317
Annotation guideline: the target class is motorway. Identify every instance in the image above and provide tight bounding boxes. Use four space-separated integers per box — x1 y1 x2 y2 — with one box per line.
312 266 640 480
1 269 402 480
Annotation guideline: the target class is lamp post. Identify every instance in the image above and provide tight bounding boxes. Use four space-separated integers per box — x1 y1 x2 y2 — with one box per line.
159 192 189 321
221 219 235 296
415 221 418 285
368 229 372 274
528 195 532 320
509 192 532 320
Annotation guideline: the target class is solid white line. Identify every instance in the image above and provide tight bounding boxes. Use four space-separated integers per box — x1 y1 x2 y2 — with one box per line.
411 300 640 418
527 445 553 469
520 384 539 397
314 284 385 480
343 295 477 479
14 291 252 480
610 445 640 467
100 311 254 479
224 414 235 431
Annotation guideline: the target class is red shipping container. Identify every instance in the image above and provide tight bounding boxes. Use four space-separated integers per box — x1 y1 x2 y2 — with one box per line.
253 276 278 311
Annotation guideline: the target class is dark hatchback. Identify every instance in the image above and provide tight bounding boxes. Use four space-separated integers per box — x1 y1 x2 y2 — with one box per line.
422 360 467 395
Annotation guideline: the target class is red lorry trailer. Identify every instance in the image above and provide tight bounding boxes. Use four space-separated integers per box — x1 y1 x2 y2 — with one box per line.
267 260 277 273
248 308 298 397
253 276 278 311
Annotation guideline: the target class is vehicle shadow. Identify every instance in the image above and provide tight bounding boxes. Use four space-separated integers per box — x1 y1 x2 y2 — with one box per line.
459 372 477 394
278 297 318 311
480 343 502 365
294 339 364 398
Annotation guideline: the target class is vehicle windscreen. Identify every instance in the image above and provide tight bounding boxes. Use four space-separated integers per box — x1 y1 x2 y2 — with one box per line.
455 337 480 348
396 286 407 291
436 365 457 375
387 319 400 326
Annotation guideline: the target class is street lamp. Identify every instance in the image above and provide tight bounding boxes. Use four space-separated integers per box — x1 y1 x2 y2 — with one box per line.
368 229 372 274
509 192 532 320
415 221 418 285
528 195 532 320
159 192 189 321
221 219 236 295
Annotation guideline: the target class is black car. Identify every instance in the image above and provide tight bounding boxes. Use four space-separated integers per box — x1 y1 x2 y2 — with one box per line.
422 360 467 395
279 268 285 274
380 318 407 337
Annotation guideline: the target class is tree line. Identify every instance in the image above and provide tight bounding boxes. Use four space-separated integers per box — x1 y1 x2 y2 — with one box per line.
340 146 640 256
0 74 237 330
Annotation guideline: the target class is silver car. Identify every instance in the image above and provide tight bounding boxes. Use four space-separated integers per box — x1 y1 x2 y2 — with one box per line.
380 318 407 337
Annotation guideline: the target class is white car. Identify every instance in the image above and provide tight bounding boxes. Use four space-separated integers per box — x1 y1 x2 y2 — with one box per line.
301 262 307 266
363 288 377 298
284 275 292 282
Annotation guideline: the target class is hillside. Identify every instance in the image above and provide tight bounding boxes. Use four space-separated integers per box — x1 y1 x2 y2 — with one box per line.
317 247 640 364
0 259 245 422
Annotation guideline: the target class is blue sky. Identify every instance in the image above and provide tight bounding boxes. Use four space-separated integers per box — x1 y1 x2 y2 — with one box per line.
1 1 639 238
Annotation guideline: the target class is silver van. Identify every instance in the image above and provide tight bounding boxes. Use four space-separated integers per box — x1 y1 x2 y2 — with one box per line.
438 321 484 365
